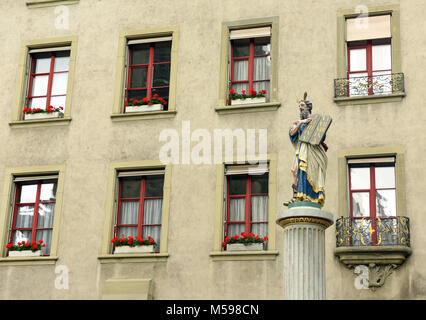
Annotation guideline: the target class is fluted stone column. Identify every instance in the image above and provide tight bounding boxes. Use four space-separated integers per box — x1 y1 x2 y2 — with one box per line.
276 203 334 300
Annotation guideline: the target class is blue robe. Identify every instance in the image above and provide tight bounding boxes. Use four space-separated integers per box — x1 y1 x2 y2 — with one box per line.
289 122 326 206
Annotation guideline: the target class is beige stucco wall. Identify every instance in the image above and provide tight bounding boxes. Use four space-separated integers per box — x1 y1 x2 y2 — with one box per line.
0 0 425 299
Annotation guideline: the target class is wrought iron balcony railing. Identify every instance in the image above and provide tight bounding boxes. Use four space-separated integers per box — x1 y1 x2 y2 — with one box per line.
336 216 410 247
334 72 405 98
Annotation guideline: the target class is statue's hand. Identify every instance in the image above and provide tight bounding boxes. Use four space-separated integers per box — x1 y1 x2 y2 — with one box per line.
301 118 312 124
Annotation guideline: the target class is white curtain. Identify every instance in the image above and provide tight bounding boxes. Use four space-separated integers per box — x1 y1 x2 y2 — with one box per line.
251 196 268 238
232 60 248 94
142 199 163 250
118 201 138 237
228 198 245 237
36 203 55 255
254 56 270 100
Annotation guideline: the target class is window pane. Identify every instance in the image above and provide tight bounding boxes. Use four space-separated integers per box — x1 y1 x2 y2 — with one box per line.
227 224 245 238
19 184 37 203
253 56 270 80
253 81 270 100
152 64 170 87
119 201 139 224
36 230 52 255
251 196 268 222
37 203 55 228
254 37 270 55
372 44 391 71
130 44 150 65
376 190 396 217
145 176 164 197
349 72 369 97
349 48 367 71
151 87 169 106
232 39 250 57
143 199 163 224
229 198 245 221
142 225 161 250
127 89 147 101
31 75 49 96
121 177 141 198
251 174 268 194
34 55 51 74
233 60 248 81
117 226 137 238
54 55 70 72
372 71 392 95
232 83 249 96
229 175 247 195
40 182 57 201
375 166 395 188
29 97 47 109
13 230 32 245
50 96 66 110
15 206 34 228
350 167 370 190
352 192 370 217
130 67 148 88
154 41 171 63
51 72 68 95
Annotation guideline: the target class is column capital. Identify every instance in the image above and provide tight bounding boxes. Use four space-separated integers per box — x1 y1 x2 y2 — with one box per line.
276 205 334 230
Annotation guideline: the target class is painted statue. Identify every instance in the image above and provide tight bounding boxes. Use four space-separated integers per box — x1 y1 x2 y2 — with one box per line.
283 92 332 207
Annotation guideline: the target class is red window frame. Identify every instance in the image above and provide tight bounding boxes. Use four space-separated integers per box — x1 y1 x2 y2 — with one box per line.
26 51 69 109
115 176 163 248
225 175 268 238
9 180 57 256
348 162 396 246
347 40 392 96
229 37 270 98
125 42 171 105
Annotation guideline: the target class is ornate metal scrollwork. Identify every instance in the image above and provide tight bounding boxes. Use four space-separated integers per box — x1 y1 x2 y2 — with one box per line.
336 216 410 248
334 73 405 98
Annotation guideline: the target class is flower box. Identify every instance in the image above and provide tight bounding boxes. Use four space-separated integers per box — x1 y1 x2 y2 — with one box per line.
114 245 155 254
8 250 42 257
231 97 266 106
226 243 264 251
125 104 163 113
24 112 62 120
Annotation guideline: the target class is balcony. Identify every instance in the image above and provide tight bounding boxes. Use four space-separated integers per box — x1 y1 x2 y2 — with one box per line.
334 73 405 105
334 216 411 267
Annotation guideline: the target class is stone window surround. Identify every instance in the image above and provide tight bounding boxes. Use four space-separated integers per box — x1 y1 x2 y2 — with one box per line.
9 36 78 128
0 165 66 266
215 17 281 115
210 154 279 261
334 4 404 106
98 160 171 264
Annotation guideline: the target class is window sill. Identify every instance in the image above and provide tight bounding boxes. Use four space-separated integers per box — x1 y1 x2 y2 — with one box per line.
215 102 281 115
0 256 58 266
9 117 72 128
111 110 177 122
334 93 405 106
209 250 279 261
334 245 412 267
26 0 79 8
98 253 169 263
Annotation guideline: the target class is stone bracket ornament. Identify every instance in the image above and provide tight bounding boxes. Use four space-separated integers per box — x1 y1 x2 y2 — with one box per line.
351 263 398 291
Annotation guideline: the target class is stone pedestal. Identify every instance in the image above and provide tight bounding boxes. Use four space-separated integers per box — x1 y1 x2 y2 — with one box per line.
276 202 334 300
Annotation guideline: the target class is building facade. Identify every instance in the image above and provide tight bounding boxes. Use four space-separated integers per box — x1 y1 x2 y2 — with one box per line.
0 0 423 299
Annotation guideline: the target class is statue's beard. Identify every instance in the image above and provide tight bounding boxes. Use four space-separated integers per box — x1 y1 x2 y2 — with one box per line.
300 109 310 120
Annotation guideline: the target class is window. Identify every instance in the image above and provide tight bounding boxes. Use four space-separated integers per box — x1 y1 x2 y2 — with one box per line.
229 27 271 102
25 48 70 114
348 158 397 246
334 6 404 104
346 15 392 96
124 37 172 112
224 165 269 249
113 171 164 252
7 176 58 256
